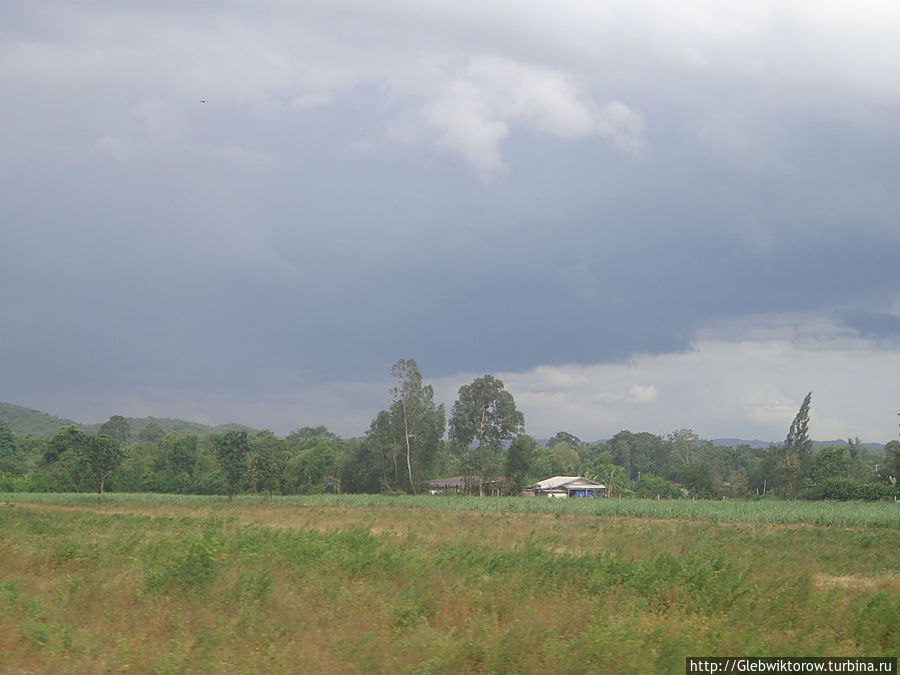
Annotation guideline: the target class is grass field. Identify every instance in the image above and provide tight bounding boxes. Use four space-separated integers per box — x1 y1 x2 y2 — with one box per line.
1 494 897 673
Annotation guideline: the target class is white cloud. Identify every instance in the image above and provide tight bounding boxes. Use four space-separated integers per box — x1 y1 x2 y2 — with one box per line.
422 55 644 177
471 312 900 443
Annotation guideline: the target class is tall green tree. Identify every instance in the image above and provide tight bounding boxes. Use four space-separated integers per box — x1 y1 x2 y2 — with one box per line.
0 419 20 475
250 430 286 500
547 431 581 448
389 358 445 495
85 434 125 500
776 391 813 498
813 445 850 483
667 428 703 466
213 430 250 500
138 421 166 443
883 440 900 484
163 434 199 492
680 461 716 497
367 409 401 492
549 442 580 475
286 426 340 444
44 425 92 491
339 437 386 494
449 375 524 496
100 415 130 443
505 434 538 494
284 440 336 494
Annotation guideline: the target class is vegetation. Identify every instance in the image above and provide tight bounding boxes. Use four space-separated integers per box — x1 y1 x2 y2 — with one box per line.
366 359 446 495
449 375 525 496
0 403 80 438
0 402 256 441
0 494 896 673
1 380 897 502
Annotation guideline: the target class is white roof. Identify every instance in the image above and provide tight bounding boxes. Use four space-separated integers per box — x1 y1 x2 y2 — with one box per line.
534 476 606 490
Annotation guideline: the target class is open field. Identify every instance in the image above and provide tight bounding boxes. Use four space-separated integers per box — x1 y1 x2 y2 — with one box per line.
1 494 897 673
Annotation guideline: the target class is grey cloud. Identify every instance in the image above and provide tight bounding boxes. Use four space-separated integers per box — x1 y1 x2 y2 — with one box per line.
842 312 900 340
3 1 900 438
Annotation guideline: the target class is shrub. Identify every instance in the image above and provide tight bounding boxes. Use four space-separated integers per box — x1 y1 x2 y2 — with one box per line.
807 478 897 502
634 474 681 499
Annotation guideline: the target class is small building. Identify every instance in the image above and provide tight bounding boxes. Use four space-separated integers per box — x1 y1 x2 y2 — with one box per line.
428 477 468 495
428 476 504 496
531 476 606 498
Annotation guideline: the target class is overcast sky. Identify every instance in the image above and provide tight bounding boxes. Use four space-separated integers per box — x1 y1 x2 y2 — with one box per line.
2 1 900 443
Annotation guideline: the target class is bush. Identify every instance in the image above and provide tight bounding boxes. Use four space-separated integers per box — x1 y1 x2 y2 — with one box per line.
806 477 897 501
634 474 681 499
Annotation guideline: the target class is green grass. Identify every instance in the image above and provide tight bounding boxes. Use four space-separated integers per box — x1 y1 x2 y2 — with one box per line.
4 492 898 528
0 494 897 673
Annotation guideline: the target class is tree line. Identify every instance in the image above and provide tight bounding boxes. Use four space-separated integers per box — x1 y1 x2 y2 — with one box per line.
1 364 898 501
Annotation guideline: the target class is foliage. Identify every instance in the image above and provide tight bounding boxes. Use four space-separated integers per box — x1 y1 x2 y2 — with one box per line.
449 375 524 449
634 473 681 499
806 477 897 502
83 433 124 499
138 421 166 443
776 392 813 498
813 445 851 483
284 439 336 494
883 440 900 483
249 430 285 499
592 463 630 498
680 461 716 497
387 358 446 494
0 419 20 475
0 402 81 437
99 415 130 443
449 375 524 496
547 431 581 448
212 429 251 500
3 384 894 503
285 425 340 444
505 434 537 493
549 442 580 475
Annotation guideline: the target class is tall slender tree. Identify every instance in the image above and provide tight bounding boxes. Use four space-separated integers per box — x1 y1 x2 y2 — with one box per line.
777 391 812 498
387 359 445 494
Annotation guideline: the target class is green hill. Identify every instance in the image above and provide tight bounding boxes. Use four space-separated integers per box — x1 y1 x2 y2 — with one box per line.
0 402 255 440
81 416 257 441
0 402 82 437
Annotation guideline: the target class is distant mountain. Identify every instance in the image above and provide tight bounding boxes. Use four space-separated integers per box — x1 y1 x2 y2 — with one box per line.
812 439 885 455
81 416 257 441
712 438 774 449
0 402 81 437
714 437 885 454
0 402 256 440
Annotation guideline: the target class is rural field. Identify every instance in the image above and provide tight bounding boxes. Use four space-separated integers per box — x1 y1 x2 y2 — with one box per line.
0 494 897 674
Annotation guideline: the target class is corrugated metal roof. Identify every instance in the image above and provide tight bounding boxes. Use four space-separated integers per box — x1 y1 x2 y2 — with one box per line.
534 476 606 490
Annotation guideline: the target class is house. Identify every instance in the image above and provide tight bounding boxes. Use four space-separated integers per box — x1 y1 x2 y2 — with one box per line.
531 476 606 498
427 476 504 496
427 476 467 495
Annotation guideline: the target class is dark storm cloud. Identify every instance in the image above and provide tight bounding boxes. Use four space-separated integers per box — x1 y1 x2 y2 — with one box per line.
2 1 899 437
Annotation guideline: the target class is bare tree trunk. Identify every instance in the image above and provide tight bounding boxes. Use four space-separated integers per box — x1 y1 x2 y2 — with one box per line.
98 470 112 502
402 400 417 495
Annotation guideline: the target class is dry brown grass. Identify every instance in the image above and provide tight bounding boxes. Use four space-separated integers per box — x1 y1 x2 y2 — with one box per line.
1 497 897 673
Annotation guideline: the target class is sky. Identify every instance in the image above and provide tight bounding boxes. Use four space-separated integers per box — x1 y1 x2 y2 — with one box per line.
2 1 900 443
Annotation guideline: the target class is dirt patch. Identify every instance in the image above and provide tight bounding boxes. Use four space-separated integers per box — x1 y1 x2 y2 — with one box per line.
814 573 900 591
